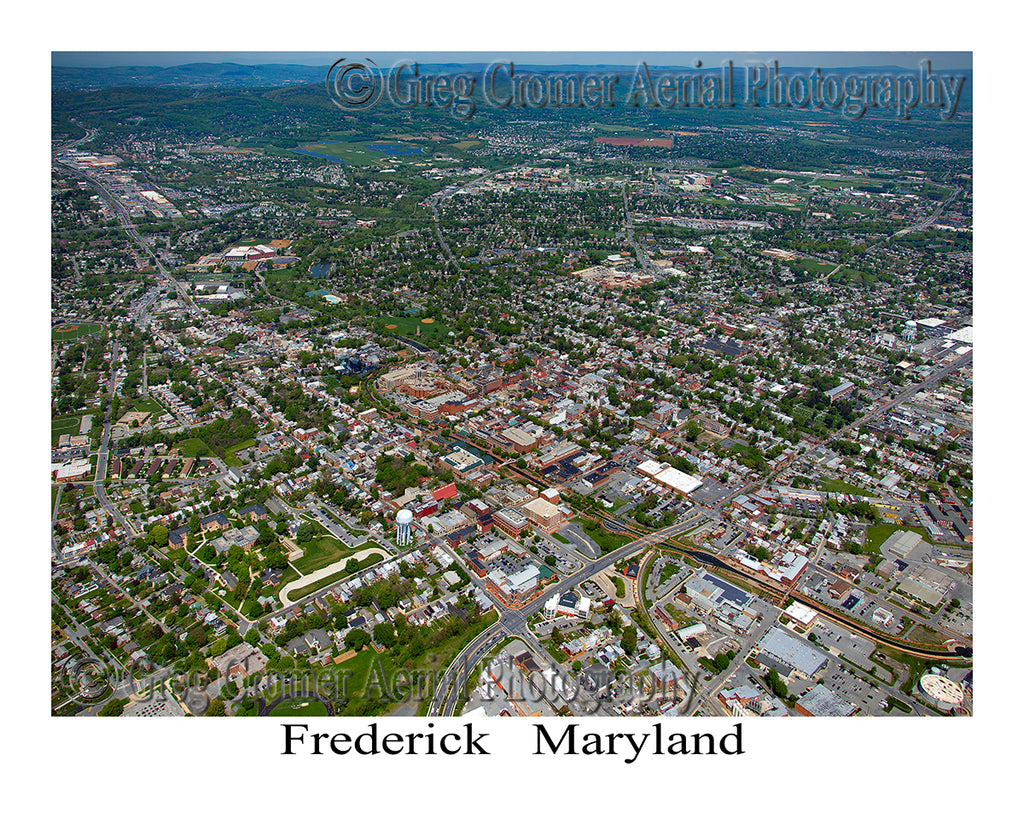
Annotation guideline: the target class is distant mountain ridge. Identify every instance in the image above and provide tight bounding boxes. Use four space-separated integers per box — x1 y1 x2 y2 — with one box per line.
52 63 328 90
52 60 972 92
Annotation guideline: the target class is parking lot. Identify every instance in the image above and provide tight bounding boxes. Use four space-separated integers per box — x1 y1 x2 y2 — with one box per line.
306 503 369 550
809 620 876 669
689 480 733 506
535 536 583 576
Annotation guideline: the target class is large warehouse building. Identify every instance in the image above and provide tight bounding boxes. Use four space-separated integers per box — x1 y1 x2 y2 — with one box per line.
637 459 703 496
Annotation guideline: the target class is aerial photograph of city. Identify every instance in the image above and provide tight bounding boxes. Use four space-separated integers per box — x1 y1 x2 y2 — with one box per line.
48 47 978 726
31 1 1019 800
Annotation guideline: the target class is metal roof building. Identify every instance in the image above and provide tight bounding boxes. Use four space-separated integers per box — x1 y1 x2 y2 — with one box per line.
686 569 751 610
796 683 857 717
880 529 922 558
638 459 703 495
757 627 828 677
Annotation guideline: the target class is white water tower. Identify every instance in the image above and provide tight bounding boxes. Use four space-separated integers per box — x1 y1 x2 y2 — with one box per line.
396 508 413 546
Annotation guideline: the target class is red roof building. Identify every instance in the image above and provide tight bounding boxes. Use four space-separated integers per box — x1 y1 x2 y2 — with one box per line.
432 482 458 502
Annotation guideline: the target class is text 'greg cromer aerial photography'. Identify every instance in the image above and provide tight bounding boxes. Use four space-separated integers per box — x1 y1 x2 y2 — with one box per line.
51 52 973 722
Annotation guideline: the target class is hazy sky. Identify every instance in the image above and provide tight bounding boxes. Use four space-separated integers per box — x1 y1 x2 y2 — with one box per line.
52 51 972 70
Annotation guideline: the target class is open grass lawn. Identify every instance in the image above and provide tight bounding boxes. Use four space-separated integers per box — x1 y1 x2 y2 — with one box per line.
792 258 836 275
275 565 299 590
810 177 892 192
581 519 634 553
830 267 878 287
267 698 328 717
593 122 643 132
696 195 747 208
834 203 873 216
131 397 164 415
727 441 763 460
291 536 356 575
177 438 213 458
820 477 873 496
333 650 404 715
286 553 384 602
293 141 377 166
263 649 404 716
864 523 934 553
907 623 945 645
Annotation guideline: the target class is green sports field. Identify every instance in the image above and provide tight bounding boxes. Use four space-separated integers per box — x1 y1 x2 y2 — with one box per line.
375 314 455 346
52 414 89 446
52 321 104 342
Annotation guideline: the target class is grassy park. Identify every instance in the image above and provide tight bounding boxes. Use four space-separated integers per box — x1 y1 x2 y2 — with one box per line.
291 536 358 575
129 397 164 416
286 553 384 602
820 478 873 496
376 314 454 344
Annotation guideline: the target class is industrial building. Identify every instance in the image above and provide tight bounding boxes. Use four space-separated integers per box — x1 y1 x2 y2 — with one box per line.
637 459 703 496
684 570 758 634
795 683 858 717
880 529 922 558
756 627 828 678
